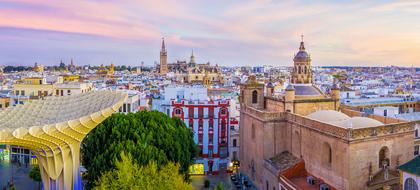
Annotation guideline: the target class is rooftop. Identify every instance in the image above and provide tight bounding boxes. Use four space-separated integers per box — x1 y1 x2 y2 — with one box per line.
343 97 417 106
398 156 420 176
293 84 323 96
267 151 301 172
0 90 126 129
307 110 384 129
395 112 420 121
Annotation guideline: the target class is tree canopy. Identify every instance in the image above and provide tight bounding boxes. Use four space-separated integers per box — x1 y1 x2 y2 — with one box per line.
93 152 192 190
82 110 197 189
29 165 42 190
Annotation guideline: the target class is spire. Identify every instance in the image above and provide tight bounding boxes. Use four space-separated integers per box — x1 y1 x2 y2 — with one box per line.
190 49 196 65
299 34 305 51
161 37 166 52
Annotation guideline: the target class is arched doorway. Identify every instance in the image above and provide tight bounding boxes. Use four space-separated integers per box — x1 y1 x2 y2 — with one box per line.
379 146 390 168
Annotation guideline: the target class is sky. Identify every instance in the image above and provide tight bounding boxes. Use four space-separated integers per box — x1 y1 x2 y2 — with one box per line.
0 0 420 67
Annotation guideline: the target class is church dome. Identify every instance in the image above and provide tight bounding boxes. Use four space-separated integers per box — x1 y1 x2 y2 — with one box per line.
307 110 350 123
332 117 383 129
293 39 310 62
307 110 384 129
295 51 309 59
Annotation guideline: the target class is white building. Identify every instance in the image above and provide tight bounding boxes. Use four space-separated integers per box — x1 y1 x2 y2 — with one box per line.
373 106 399 117
398 156 420 190
118 90 140 113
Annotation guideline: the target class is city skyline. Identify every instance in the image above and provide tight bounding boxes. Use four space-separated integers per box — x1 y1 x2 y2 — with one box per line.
1 0 420 67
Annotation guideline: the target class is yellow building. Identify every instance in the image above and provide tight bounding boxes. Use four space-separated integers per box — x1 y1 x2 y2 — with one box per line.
62 74 80 82
33 62 44 73
13 77 93 102
96 64 115 77
14 77 54 99
0 96 10 109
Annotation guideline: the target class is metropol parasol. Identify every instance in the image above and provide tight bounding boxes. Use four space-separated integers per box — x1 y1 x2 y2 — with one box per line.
0 90 127 190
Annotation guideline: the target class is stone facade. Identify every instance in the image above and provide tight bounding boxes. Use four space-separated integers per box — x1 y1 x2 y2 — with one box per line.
239 39 415 190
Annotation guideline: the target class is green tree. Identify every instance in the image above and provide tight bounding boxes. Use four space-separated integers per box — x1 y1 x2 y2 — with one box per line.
94 152 192 190
214 182 224 190
82 110 197 189
29 165 42 190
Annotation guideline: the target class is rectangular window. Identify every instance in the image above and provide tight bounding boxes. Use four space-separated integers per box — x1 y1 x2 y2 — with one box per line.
198 135 203 144
61 90 64 96
188 107 194 118
209 120 213 131
415 145 419 156
56 90 59 95
198 120 203 132
123 104 126 112
15 91 19 96
416 129 418 138
198 107 203 118
0 104 2 108
233 139 237 147
208 150 213 158
209 135 213 145
127 104 131 112
208 107 214 118
21 91 25 96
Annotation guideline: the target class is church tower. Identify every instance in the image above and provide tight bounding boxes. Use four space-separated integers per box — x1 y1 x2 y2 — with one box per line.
160 38 168 75
189 50 196 67
240 75 264 109
291 35 312 84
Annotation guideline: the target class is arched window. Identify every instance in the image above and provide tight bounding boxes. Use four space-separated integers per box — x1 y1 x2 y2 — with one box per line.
379 146 390 168
304 66 307 74
322 142 332 167
298 66 301 74
252 90 258 104
404 178 418 190
266 181 269 190
220 108 227 116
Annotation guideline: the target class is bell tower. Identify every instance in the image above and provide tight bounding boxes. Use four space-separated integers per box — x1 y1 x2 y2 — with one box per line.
291 35 312 84
159 38 168 75
240 75 264 109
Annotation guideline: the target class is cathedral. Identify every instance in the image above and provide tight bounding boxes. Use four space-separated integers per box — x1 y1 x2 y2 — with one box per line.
239 38 415 190
158 38 223 85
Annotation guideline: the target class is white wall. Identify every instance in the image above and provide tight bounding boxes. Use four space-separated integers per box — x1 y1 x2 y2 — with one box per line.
402 172 420 190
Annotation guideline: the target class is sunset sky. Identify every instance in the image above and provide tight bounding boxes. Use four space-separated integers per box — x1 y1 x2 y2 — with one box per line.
0 0 419 67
